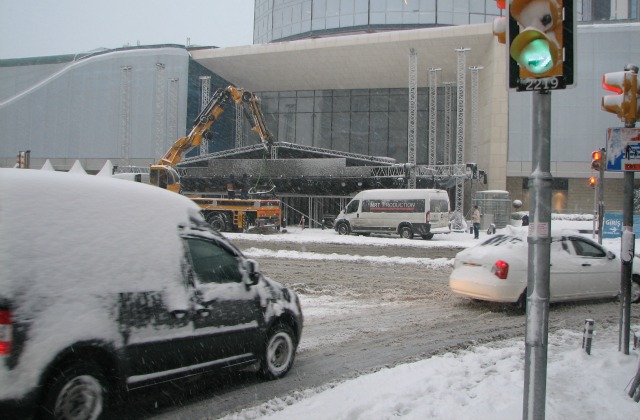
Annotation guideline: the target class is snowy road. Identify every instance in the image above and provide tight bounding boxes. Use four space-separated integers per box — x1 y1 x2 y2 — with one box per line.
121 235 624 419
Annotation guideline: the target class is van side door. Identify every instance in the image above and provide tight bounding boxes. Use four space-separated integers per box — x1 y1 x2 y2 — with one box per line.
184 237 264 365
344 199 362 229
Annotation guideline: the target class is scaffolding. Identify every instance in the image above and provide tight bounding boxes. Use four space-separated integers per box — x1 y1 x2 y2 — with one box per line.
428 68 441 166
199 76 211 155
452 48 470 229
407 48 417 189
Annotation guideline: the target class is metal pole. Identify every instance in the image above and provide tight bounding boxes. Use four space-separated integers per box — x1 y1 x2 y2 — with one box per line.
597 148 605 244
523 90 552 420
620 171 634 354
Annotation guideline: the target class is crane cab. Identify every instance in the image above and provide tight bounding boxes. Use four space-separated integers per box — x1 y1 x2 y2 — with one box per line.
150 165 181 193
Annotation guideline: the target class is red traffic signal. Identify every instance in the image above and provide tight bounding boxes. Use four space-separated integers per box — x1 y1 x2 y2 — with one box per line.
588 176 597 188
591 150 604 171
602 70 638 125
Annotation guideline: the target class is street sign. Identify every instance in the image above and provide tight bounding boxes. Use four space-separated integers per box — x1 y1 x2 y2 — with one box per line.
603 213 640 238
605 127 640 171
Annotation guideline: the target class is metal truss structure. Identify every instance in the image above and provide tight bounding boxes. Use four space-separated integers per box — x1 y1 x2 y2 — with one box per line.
469 66 483 164
452 48 470 229
428 68 441 166
443 82 455 166
199 76 211 155
407 48 417 189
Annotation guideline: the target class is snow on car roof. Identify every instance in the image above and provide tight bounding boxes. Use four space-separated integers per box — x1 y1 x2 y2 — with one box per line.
0 168 202 297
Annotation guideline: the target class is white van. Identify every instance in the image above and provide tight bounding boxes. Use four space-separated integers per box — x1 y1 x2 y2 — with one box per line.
334 189 451 240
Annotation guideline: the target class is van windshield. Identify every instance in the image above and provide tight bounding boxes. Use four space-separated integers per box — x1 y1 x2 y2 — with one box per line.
345 200 359 213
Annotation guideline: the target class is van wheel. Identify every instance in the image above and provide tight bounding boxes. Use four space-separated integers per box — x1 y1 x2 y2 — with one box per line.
259 323 296 380
41 361 108 420
206 213 227 232
337 223 350 235
399 227 413 239
421 233 434 240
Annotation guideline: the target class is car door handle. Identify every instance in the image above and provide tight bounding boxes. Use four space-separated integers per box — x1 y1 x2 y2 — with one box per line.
582 263 591 267
197 308 211 318
170 309 189 319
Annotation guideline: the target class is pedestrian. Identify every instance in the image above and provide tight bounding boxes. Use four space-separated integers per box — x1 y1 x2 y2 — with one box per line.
239 174 249 199
227 174 236 199
472 205 481 239
521 214 529 226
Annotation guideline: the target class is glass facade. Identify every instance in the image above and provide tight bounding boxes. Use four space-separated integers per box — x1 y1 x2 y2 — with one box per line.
246 88 454 165
254 0 639 44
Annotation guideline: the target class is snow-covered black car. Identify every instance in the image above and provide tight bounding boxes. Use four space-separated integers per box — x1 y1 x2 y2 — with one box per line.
0 169 303 419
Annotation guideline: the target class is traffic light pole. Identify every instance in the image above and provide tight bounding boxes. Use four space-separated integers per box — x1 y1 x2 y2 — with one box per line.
523 90 552 420
598 150 605 244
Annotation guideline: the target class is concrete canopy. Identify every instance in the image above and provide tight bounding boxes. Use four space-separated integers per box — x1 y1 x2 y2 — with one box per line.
191 24 498 92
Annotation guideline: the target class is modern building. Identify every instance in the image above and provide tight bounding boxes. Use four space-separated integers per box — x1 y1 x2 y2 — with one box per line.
1 0 639 221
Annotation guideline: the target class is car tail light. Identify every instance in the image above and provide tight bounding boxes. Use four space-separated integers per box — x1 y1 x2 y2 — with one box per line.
426 211 431 223
0 310 12 356
492 260 509 280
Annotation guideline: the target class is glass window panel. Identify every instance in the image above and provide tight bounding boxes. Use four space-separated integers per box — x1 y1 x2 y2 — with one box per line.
312 18 326 30
297 97 314 112
355 0 368 13
282 25 292 38
296 113 313 146
291 3 302 22
453 12 468 25
326 0 340 15
326 16 340 28
453 0 468 12
333 96 351 112
261 97 279 113
437 11 453 24
469 14 486 24
370 0 386 12
313 113 332 148
370 12 386 23
403 11 419 24
420 0 436 12
486 0 501 15
418 11 436 23
370 112 388 156
403 0 420 9
301 19 312 31
389 94 408 112
388 112 408 162
354 12 369 25
351 95 369 112
283 6 293 23
387 12 403 24
278 112 296 142
278 97 297 113
273 9 283 28
332 113 350 151
314 96 333 112
350 112 369 154
439 1 453 11
302 0 312 20
297 90 315 97
341 0 355 13
340 13 355 27
387 0 404 12
185 239 242 284
313 0 326 17
370 95 388 111
469 1 485 13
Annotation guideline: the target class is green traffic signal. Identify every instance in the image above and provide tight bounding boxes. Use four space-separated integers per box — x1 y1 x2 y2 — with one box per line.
520 39 553 74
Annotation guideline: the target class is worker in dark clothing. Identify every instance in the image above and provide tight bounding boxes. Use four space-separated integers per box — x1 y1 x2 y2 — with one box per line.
227 174 236 199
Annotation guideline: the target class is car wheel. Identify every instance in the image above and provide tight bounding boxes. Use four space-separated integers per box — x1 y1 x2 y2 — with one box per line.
41 361 108 420
421 233 434 240
259 323 296 380
516 290 527 312
631 277 640 304
206 213 227 232
337 223 350 236
399 227 413 239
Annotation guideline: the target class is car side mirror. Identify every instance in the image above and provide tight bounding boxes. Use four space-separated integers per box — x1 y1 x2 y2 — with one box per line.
607 251 616 260
246 259 261 286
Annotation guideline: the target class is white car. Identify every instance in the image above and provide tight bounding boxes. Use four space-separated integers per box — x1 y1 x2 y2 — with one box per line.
449 232 640 308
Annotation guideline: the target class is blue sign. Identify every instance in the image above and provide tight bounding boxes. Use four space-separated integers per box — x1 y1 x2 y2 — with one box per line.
605 128 640 172
603 213 640 238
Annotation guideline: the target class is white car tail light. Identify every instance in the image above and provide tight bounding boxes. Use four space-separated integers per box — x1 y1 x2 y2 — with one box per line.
426 210 431 223
0 310 12 356
492 260 509 280
0 310 13 356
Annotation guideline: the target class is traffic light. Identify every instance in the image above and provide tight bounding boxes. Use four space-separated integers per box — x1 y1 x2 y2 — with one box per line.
492 1 507 44
591 150 604 171
508 0 576 91
588 176 597 188
602 69 638 126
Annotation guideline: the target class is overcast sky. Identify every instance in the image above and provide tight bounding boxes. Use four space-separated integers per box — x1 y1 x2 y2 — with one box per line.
0 0 255 59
